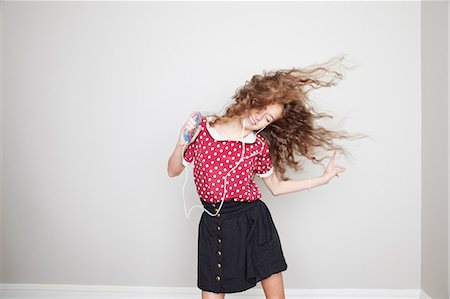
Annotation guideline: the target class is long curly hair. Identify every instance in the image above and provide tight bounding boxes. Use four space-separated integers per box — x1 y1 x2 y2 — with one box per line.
205 54 368 181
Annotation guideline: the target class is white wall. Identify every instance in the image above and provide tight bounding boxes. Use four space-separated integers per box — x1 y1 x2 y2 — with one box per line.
0 0 4 284
1 1 423 290
421 1 448 298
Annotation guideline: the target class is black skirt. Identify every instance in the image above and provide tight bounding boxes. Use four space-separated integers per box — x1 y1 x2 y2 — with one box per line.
197 198 288 294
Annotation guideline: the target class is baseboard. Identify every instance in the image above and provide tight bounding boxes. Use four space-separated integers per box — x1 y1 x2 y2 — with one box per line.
0 283 425 299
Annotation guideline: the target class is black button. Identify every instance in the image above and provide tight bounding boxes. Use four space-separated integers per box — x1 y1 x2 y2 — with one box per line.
217 262 222 269
217 238 222 244
217 250 222 256
217 226 221 231
216 275 221 281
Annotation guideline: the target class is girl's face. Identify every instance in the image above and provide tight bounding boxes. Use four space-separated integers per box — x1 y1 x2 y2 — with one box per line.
243 103 284 131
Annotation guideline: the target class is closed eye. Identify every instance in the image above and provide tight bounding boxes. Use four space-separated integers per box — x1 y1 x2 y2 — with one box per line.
265 113 274 122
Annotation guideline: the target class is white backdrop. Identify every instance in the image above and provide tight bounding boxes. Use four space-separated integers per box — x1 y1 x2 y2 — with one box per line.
0 1 423 291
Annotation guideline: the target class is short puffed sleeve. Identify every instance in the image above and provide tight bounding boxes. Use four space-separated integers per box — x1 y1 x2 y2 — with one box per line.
182 141 196 166
254 137 274 178
181 117 205 166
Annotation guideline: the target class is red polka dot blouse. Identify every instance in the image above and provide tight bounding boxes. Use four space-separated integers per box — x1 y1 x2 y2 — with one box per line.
182 116 274 203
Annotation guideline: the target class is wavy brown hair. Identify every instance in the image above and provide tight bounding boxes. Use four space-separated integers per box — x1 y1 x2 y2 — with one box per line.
205 54 368 181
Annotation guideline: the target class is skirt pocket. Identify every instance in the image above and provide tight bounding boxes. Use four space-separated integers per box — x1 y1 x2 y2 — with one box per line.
245 201 287 282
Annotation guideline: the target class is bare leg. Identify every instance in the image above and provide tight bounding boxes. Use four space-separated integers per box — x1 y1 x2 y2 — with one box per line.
261 272 286 299
201 290 225 299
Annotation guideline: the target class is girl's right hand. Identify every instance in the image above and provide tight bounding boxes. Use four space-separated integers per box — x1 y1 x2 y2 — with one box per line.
178 112 202 146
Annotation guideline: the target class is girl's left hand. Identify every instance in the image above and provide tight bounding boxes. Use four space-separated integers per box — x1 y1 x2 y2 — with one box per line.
322 150 346 183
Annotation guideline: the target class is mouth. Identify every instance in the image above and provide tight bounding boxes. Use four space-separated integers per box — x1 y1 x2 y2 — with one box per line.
249 115 257 125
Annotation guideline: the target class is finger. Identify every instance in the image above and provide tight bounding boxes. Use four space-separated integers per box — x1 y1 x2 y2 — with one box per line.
193 129 201 139
192 127 202 141
335 167 345 173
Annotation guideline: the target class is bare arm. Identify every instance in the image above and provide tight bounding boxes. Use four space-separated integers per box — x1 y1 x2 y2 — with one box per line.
261 150 346 196
261 172 328 196
167 113 202 177
167 142 187 177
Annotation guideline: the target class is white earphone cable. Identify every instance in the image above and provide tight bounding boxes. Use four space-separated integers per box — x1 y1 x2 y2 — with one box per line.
182 118 266 219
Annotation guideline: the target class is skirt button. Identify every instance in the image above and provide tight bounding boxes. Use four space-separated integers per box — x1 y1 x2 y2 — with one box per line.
217 238 222 244
216 275 221 281
217 262 222 269
217 250 222 256
217 226 221 231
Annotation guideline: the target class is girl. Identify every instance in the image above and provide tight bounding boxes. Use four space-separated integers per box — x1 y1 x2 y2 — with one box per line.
167 55 364 299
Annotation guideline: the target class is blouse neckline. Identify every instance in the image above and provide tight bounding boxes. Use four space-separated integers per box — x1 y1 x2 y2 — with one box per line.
205 116 257 144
